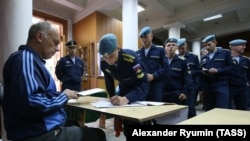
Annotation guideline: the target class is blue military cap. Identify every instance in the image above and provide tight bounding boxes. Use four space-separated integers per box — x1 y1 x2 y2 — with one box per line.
164 38 178 45
139 26 151 37
229 39 247 46
202 35 216 43
99 33 117 56
65 40 77 47
177 38 186 47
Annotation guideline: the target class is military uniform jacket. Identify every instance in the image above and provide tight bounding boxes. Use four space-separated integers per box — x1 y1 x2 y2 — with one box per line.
200 48 234 87
100 49 149 103
55 55 84 83
229 55 250 86
136 44 167 82
181 52 200 76
163 54 193 95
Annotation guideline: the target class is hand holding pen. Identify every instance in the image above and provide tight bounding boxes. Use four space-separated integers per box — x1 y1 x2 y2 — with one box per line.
110 86 129 105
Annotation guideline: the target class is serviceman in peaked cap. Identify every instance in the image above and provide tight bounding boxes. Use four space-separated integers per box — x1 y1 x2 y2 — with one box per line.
228 39 250 110
199 34 234 111
55 40 85 91
99 33 149 139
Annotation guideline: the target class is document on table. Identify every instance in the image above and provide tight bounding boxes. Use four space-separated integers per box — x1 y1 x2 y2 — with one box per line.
77 88 106 96
91 99 142 108
91 99 173 108
68 99 77 103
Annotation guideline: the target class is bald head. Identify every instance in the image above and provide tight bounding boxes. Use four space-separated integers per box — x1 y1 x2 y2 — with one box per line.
27 22 60 59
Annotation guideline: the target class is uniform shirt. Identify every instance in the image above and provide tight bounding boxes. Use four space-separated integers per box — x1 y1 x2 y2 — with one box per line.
55 55 84 90
162 54 193 95
136 44 167 82
179 52 200 76
200 48 234 86
3 45 68 140
229 55 250 86
101 49 149 103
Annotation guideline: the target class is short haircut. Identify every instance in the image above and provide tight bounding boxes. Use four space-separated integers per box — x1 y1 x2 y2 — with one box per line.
27 22 53 41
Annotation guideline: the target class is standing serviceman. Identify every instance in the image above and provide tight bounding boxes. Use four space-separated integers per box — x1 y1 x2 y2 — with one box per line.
55 40 84 91
162 38 193 107
200 35 234 111
137 26 168 102
177 38 199 118
228 39 250 110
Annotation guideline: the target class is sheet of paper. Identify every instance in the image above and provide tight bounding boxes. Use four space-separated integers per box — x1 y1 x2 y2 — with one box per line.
77 88 106 96
68 99 77 103
136 101 175 106
136 101 166 106
91 99 143 108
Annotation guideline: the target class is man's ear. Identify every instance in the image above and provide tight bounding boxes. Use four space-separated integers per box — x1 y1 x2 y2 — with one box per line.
36 31 43 43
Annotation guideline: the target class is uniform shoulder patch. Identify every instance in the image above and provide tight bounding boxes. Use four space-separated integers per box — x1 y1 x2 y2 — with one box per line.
122 53 135 63
105 69 111 74
242 55 249 59
178 56 185 60
222 48 230 51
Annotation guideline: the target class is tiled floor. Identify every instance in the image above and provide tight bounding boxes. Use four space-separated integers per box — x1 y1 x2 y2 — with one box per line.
86 104 205 141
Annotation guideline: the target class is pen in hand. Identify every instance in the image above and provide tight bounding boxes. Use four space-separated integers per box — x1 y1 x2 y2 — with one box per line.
115 85 120 96
111 86 120 105
111 86 129 105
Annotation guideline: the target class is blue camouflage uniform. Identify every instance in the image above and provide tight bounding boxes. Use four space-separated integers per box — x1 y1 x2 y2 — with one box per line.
137 26 168 102
55 40 84 91
228 39 249 110
200 35 234 111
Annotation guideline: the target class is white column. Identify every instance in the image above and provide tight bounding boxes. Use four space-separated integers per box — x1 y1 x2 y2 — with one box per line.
0 0 32 140
169 27 181 39
192 39 202 60
0 0 32 81
163 21 185 39
122 0 138 50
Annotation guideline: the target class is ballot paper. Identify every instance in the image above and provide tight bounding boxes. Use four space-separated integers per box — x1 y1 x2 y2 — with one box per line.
91 99 174 108
136 101 174 106
77 88 106 96
68 99 77 103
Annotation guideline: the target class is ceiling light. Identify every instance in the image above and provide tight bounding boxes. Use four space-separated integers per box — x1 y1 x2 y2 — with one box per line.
203 14 223 22
138 3 145 13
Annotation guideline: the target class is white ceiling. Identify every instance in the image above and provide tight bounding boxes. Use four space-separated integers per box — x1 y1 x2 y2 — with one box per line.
33 0 250 43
